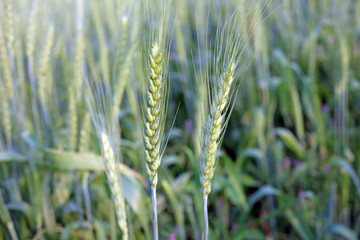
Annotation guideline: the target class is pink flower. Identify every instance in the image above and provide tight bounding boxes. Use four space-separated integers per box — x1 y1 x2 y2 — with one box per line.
169 232 176 240
278 157 291 170
283 157 291 168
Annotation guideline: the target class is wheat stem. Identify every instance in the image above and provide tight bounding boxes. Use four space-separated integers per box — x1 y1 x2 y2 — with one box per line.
200 62 236 239
202 193 208 240
151 185 158 240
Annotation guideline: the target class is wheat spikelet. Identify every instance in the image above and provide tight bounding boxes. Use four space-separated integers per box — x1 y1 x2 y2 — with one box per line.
26 0 40 62
73 31 85 99
113 17 131 115
144 43 164 188
84 67 129 240
0 26 13 147
100 132 128 240
200 62 236 196
38 25 54 110
4 0 15 55
0 24 14 100
90 0 110 83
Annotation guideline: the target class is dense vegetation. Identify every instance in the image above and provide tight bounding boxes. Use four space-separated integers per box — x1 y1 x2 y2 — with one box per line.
1 0 360 239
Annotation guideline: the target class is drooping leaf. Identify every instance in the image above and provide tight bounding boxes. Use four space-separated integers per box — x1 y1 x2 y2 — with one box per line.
333 157 360 199
248 185 281 209
326 224 357 240
274 128 304 158
0 152 27 163
285 208 314 240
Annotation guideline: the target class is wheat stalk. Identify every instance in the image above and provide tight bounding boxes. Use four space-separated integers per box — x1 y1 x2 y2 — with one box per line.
26 0 41 139
84 81 129 239
143 42 166 240
138 1 172 238
195 3 269 239
200 62 236 240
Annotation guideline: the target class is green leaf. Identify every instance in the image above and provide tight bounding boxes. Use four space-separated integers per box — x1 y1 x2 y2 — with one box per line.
43 149 146 185
6 202 34 228
61 221 93 240
0 152 27 163
43 149 105 171
21 131 43 150
172 172 192 193
223 156 248 210
326 224 357 240
285 208 314 240
239 148 264 161
248 185 281 209
0 190 18 240
94 220 107 240
234 229 265 240
274 128 304 158
332 157 360 199
121 175 149 238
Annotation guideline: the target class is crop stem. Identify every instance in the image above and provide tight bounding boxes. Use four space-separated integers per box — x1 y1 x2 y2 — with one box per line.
151 185 158 240
203 191 208 240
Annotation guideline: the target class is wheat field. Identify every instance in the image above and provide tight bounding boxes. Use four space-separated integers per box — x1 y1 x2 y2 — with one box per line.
0 0 360 239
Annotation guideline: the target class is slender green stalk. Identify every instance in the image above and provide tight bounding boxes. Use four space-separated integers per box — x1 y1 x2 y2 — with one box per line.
151 185 158 240
202 194 208 240
7 222 18 240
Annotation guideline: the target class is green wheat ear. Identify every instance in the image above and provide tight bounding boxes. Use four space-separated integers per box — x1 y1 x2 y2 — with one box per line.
201 62 237 196
145 42 164 187
100 132 128 240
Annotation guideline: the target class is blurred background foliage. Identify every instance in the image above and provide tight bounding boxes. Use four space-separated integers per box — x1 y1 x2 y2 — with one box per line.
0 0 360 239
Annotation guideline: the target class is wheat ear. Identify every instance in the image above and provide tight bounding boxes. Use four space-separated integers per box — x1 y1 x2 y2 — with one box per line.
200 62 236 240
4 0 14 61
201 62 236 196
38 25 54 113
0 24 13 146
144 43 164 240
84 76 129 240
100 132 128 240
